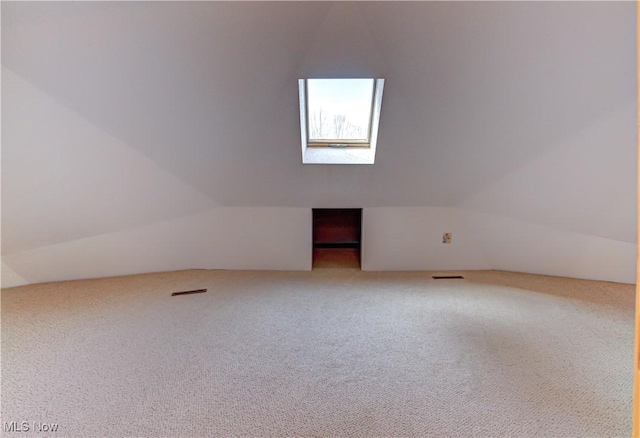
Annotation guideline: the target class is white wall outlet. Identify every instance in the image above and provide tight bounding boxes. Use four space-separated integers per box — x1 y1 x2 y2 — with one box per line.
442 232 452 244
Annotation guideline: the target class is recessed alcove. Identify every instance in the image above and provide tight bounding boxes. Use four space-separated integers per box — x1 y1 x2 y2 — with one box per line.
312 208 362 269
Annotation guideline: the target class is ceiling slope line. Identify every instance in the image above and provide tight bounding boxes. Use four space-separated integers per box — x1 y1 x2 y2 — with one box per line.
452 100 637 208
1 65 221 209
0 206 228 259
452 206 637 246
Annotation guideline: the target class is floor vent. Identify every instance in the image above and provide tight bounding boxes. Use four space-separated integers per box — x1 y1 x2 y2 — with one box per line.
171 289 207 296
432 276 465 280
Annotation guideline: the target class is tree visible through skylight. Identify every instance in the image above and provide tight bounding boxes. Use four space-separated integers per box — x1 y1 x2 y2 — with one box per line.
307 79 374 142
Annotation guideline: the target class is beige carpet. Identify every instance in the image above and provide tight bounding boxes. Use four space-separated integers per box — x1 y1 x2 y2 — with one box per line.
1 269 634 437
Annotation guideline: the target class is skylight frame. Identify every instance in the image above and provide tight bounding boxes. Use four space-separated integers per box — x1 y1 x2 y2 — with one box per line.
298 78 385 165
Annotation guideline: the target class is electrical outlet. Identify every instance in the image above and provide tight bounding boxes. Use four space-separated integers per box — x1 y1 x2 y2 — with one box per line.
442 232 452 244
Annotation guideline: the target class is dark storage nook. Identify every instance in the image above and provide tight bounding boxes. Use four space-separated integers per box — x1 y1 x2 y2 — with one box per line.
312 209 362 269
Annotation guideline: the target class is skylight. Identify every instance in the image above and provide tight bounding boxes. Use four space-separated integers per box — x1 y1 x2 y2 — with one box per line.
307 79 374 144
299 78 384 164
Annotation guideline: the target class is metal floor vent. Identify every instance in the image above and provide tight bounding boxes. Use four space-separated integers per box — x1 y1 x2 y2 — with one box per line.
171 288 207 297
432 276 465 280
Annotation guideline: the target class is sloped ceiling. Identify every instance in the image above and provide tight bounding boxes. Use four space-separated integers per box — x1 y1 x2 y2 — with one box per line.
2 1 637 275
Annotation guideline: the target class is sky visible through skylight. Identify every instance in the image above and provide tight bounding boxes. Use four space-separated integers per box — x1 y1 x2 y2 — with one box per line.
307 79 374 141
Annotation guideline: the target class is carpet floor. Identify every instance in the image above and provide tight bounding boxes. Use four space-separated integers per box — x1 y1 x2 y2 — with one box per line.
1 269 635 437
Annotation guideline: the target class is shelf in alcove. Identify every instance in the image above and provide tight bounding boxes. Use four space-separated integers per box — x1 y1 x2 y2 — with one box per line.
312 208 362 270
313 242 360 249
312 248 361 270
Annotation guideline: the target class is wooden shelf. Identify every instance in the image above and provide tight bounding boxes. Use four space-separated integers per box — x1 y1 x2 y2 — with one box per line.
312 208 362 269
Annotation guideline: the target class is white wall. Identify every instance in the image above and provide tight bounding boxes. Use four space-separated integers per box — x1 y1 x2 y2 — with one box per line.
470 210 637 284
1 67 312 285
458 102 637 245
361 208 490 272
2 2 636 286
1 262 29 289
1 67 218 255
361 207 636 284
2 208 312 285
